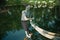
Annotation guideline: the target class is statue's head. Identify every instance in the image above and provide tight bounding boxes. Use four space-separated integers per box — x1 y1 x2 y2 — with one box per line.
26 5 31 10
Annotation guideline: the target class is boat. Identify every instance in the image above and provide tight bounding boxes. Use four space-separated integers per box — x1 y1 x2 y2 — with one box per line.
30 20 60 40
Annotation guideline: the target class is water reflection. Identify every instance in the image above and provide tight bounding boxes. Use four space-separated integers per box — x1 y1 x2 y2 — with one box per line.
2 29 25 40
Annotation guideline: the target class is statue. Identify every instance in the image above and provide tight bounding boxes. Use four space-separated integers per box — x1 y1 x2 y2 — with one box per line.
21 5 32 39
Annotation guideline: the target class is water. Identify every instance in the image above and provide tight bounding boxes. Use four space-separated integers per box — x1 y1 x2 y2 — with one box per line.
1 28 49 40
2 29 25 40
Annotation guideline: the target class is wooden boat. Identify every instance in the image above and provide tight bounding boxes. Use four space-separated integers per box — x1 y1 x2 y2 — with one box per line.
30 20 60 40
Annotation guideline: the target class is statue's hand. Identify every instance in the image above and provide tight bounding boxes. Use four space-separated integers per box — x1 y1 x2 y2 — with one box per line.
28 18 34 20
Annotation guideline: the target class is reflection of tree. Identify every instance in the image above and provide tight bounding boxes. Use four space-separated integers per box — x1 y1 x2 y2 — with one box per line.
0 6 25 40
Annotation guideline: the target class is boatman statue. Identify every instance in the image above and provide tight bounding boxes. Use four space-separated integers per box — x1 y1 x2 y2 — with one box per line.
21 5 33 39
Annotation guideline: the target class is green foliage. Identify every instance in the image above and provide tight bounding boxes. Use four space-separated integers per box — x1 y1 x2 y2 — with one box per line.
6 0 22 5
0 0 60 7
